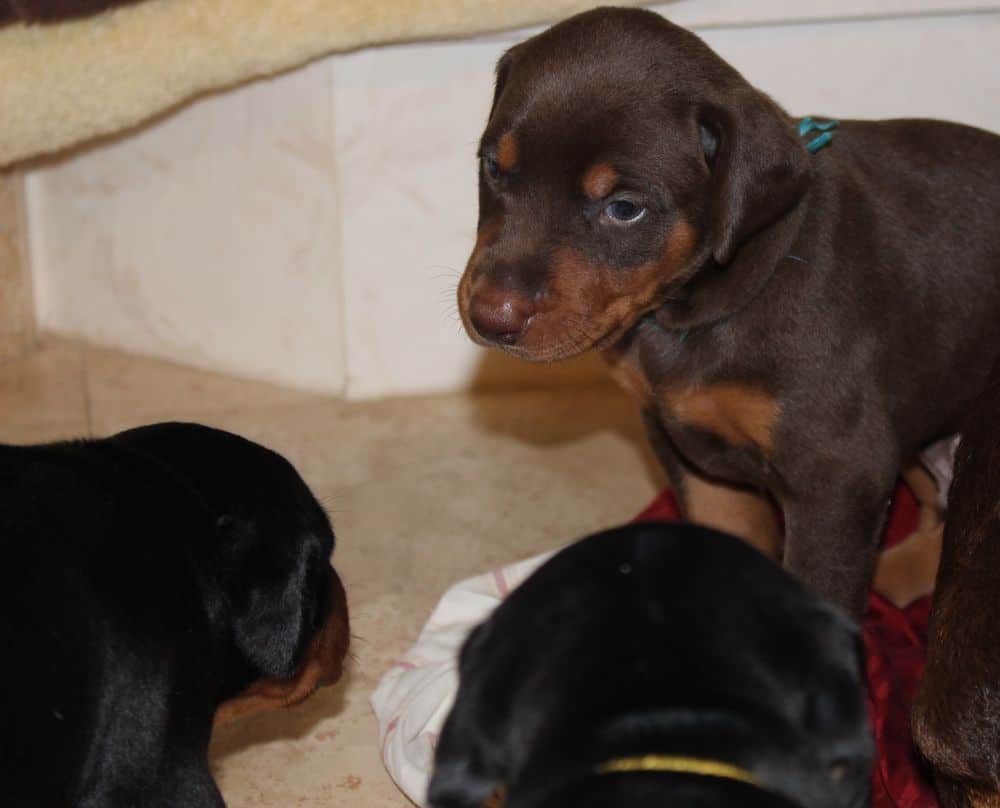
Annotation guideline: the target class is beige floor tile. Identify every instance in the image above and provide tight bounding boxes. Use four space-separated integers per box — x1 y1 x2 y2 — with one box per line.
85 342 317 426
3 340 663 808
206 391 661 807
0 337 88 439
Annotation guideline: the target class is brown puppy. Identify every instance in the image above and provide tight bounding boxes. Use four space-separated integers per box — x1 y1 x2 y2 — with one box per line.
457 7 1000 616
913 360 1000 808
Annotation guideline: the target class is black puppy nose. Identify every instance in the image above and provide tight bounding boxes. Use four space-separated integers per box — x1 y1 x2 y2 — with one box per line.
469 291 534 345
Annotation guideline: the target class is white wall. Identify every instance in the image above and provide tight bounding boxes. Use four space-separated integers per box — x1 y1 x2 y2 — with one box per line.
25 1 1000 398
26 59 346 394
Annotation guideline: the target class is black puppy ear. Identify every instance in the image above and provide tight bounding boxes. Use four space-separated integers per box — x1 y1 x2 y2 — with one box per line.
702 92 812 265
428 624 506 808
229 540 318 678
427 719 504 808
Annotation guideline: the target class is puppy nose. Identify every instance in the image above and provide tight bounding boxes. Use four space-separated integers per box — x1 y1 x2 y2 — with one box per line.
469 292 534 345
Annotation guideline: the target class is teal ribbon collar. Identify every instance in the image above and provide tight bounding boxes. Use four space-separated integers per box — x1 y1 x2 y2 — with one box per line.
798 116 840 153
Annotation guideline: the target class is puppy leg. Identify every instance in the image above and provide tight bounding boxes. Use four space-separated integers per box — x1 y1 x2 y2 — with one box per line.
642 411 782 558
914 477 1000 803
781 450 898 617
913 565 1000 808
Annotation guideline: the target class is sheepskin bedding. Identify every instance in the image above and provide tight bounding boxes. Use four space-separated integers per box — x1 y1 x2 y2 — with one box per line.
0 0 648 167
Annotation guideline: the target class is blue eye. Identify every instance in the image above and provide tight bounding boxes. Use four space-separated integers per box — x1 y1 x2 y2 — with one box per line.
482 155 500 180
603 199 646 224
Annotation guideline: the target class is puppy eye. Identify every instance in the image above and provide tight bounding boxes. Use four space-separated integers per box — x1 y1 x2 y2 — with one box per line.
482 155 500 180
603 199 646 225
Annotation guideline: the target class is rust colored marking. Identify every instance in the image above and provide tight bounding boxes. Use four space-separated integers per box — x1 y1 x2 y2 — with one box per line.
550 221 697 353
484 787 507 808
496 131 519 172
663 219 697 268
604 345 652 403
214 568 350 726
459 199 698 361
969 791 1000 808
663 384 779 454
582 162 619 200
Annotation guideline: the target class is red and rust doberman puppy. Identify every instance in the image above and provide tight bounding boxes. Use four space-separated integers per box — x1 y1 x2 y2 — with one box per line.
457 7 1000 617
913 359 1000 808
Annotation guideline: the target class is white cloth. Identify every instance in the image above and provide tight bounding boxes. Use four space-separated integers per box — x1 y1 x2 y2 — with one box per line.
370 551 555 807
919 435 961 511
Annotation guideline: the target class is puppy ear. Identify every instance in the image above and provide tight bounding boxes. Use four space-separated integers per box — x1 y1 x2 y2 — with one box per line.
225 526 325 678
702 91 812 265
427 718 504 808
428 624 505 808
488 50 514 120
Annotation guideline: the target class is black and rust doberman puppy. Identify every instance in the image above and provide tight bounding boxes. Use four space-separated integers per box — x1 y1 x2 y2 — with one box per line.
913 359 1000 808
429 523 873 808
457 7 1000 616
0 423 350 808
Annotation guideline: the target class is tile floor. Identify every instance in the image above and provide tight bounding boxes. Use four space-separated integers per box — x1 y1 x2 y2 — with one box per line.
0 337 664 807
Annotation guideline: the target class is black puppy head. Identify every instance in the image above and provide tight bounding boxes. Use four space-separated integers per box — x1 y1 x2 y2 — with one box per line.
429 525 870 808
458 8 811 361
109 422 349 722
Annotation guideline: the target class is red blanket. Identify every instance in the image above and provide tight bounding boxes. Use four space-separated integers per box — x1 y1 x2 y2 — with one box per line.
634 482 938 807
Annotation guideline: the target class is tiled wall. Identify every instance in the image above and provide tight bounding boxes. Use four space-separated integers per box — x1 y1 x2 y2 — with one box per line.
23 0 1000 398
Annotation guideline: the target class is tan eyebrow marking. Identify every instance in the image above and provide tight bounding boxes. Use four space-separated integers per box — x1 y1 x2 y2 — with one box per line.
496 131 519 172
582 163 619 200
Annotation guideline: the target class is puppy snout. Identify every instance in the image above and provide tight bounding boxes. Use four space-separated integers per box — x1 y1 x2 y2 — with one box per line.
468 290 535 345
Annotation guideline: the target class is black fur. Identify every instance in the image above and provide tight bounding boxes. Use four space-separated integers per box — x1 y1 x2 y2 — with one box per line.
0 422 349 808
429 523 872 808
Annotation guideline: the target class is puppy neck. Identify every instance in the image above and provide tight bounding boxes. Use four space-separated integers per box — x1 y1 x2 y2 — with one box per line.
651 191 810 333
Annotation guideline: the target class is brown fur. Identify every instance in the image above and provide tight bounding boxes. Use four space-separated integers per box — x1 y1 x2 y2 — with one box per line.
604 343 653 404
460 218 695 362
458 7 1000 616
913 360 1000 807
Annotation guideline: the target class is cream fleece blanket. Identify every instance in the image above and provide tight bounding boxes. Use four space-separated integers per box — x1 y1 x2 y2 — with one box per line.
0 0 649 168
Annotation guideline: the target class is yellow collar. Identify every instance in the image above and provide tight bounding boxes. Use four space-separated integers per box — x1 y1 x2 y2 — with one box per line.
596 755 761 788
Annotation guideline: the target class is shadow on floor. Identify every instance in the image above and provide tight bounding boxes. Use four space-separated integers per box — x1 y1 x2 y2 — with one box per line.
463 347 666 492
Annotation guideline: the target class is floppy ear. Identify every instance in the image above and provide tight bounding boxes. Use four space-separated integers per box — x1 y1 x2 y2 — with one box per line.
428 624 506 808
428 714 505 808
701 91 812 265
488 50 514 121
224 524 325 678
